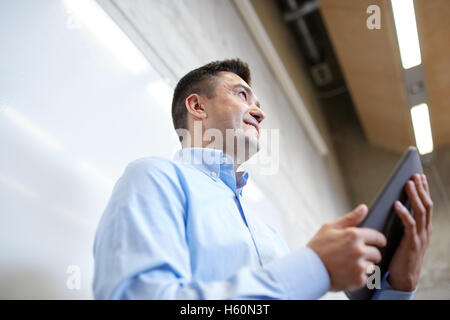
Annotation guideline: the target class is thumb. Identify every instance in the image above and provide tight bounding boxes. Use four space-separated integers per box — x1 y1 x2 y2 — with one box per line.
332 204 368 229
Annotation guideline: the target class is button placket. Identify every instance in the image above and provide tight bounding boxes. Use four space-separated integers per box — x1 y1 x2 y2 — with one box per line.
236 194 264 266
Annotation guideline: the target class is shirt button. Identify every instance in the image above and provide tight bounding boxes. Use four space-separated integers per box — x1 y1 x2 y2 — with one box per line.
222 156 228 163
211 171 217 177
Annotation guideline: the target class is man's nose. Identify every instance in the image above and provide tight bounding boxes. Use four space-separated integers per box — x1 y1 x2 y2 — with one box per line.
249 106 265 123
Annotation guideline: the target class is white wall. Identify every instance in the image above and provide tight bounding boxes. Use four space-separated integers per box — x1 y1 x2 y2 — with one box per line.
98 0 350 242
0 0 349 299
0 0 181 299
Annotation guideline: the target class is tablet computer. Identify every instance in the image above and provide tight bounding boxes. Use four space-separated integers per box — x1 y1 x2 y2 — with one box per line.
345 146 423 300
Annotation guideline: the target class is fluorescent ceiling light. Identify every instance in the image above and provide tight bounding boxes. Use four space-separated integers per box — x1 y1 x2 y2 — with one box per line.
63 0 149 75
410 103 433 154
391 0 422 69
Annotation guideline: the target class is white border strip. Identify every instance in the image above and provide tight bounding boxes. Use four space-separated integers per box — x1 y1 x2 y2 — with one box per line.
232 0 328 156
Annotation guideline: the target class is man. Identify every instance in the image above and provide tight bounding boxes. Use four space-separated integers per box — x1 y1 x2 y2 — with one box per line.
93 58 433 299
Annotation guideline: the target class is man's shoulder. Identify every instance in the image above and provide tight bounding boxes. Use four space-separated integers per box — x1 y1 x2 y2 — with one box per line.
127 155 176 169
109 156 188 202
124 156 181 179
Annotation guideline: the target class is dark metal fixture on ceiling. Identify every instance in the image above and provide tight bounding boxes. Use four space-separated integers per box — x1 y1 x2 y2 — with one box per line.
278 0 347 99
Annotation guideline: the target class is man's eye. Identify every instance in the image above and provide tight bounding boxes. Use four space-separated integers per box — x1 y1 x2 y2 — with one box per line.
239 91 247 100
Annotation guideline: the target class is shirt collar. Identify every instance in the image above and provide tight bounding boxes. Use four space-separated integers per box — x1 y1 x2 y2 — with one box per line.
173 147 249 193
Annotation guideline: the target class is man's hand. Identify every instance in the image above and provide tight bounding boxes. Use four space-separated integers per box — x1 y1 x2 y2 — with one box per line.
307 204 387 291
388 173 433 291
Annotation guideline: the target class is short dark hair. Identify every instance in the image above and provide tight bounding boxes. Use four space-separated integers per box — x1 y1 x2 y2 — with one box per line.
171 58 251 131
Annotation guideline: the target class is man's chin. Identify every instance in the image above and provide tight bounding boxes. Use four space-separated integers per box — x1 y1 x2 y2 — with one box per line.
246 134 260 153
232 134 260 165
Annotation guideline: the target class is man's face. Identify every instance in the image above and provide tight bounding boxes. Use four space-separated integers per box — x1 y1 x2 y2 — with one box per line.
201 71 265 162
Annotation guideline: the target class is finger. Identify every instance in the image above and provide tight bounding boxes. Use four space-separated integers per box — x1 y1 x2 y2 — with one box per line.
416 174 432 207
333 204 368 228
406 179 426 232
363 245 383 264
415 174 434 230
356 228 387 247
355 265 370 290
365 263 378 275
413 175 429 233
421 174 433 235
394 200 417 237
421 174 430 194
361 260 376 280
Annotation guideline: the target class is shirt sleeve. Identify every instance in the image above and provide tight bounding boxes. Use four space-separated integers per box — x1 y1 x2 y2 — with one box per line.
370 271 417 300
92 158 330 300
263 246 331 299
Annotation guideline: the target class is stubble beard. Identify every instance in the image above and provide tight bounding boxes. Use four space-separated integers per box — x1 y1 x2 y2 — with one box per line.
224 128 260 167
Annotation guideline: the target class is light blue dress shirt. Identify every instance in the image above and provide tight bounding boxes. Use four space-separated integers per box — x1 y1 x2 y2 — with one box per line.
92 147 415 300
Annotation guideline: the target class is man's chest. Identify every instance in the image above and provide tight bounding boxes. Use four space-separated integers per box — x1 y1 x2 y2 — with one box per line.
183 182 288 281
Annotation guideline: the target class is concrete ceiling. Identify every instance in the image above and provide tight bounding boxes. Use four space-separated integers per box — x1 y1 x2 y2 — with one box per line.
318 0 450 153
415 0 450 150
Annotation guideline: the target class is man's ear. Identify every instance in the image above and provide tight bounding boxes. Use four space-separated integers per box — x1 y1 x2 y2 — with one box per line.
185 93 207 121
